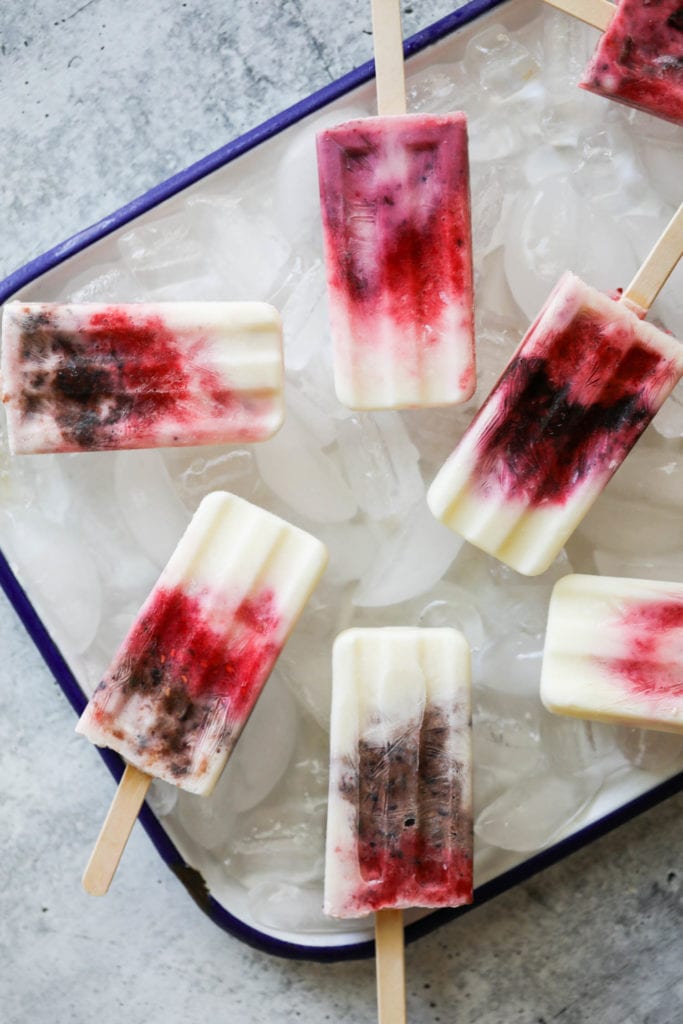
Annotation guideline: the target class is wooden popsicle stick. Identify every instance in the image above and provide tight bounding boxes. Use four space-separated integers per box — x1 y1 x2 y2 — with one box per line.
82 763 152 896
375 909 407 1024
371 0 407 116
541 0 615 32
622 202 683 311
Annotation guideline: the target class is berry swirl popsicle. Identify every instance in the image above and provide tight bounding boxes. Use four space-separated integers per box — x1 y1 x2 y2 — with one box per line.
316 0 474 411
428 205 683 576
543 0 683 125
325 626 472 1024
1 301 284 453
77 491 327 893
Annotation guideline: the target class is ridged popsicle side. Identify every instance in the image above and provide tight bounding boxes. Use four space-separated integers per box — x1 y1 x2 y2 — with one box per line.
1 301 285 453
76 492 328 795
317 113 475 410
324 627 472 918
541 574 683 734
428 273 683 576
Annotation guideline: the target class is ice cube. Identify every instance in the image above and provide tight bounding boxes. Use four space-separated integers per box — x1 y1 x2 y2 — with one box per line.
186 192 291 300
473 763 509 817
540 711 617 773
465 25 540 99
248 881 346 933
637 137 683 207
541 9 598 99
524 144 575 186
406 62 474 114
314 522 379 586
474 684 542 753
353 500 463 607
402 405 473 475
578 492 682 558
504 177 638 321
219 673 298 813
254 410 357 523
176 785 238 852
415 580 486 651
277 259 331 371
147 780 178 818
284 378 338 448
278 587 354 729
289 349 352 427
10 453 72 524
114 450 191 568
616 727 683 774
470 163 506 257
166 446 258 512
476 632 545 698
571 125 651 217
475 763 602 852
593 548 683 582
223 801 326 887
0 509 101 656
119 212 211 291
468 107 527 163
473 729 541 780
337 412 423 521
652 380 683 439
92 605 141 666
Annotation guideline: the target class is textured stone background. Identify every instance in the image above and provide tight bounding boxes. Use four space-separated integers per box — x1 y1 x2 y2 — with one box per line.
1 2 682 1022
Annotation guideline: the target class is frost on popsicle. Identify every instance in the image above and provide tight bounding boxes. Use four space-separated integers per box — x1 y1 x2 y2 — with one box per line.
325 628 472 917
580 0 683 126
1 302 284 454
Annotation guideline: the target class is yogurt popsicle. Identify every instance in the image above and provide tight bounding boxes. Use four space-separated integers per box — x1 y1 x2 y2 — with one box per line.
579 0 683 125
1 301 284 453
316 0 474 410
77 491 328 796
325 627 473 918
428 239 683 576
430 195 683 577
541 574 683 734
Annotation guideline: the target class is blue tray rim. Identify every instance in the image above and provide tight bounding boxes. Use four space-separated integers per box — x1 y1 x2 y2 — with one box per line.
1 0 681 962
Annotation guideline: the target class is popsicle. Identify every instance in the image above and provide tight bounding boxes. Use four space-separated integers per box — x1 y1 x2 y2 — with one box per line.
542 0 683 126
1 301 284 453
541 574 683 734
77 491 327 893
316 0 475 410
325 627 472 1022
428 203 683 577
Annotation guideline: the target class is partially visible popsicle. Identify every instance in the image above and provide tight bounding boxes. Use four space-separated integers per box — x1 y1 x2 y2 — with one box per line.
542 0 683 126
580 0 683 125
316 0 475 410
541 574 683 734
428 204 683 576
1 301 284 453
77 491 327 893
325 627 472 1024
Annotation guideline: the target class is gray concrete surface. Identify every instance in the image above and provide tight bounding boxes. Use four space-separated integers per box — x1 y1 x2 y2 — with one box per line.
1 2 682 1022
